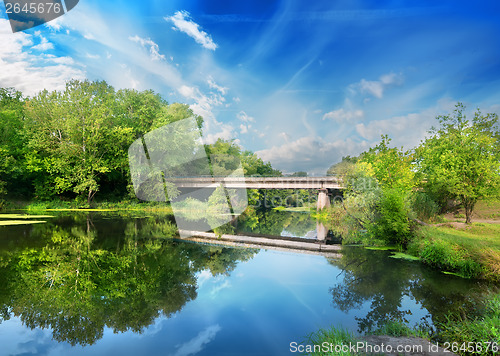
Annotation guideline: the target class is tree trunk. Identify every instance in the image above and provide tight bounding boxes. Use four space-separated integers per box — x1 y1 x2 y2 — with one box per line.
463 197 475 224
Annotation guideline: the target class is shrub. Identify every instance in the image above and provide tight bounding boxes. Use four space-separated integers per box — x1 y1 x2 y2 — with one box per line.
410 191 439 221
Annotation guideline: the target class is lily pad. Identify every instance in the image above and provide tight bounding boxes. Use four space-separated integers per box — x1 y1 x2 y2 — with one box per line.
0 214 54 219
390 252 420 261
442 271 467 278
365 246 397 251
0 220 46 226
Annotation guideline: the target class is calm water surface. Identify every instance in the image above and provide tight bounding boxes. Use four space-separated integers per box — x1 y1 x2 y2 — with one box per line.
0 211 491 355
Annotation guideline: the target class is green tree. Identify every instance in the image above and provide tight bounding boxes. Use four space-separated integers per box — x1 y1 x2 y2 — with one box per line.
328 136 415 247
0 88 27 202
416 103 500 223
289 171 308 177
326 155 359 177
24 80 122 204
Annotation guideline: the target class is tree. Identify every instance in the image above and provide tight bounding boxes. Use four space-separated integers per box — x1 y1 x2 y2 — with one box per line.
289 171 308 177
416 103 500 223
0 88 27 202
327 155 358 177
328 136 416 247
24 80 121 204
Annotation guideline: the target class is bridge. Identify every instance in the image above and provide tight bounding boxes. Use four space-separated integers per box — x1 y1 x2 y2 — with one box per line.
167 176 344 210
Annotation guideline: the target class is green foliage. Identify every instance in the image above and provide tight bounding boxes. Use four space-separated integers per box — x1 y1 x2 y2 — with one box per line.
327 136 415 247
327 155 359 177
409 230 483 279
408 224 500 281
367 187 412 247
438 292 500 355
305 326 359 356
369 319 429 339
409 191 440 222
416 103 500 223
289 171 308 177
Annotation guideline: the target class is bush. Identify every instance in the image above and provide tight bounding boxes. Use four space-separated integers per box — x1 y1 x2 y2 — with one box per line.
367 188 412 247
410 191 439 221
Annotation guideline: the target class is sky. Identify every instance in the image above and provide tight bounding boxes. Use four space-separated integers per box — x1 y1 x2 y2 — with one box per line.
1 0 499 175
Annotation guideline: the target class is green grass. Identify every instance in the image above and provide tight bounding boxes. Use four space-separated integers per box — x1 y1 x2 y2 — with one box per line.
438 291 500 355
473 198 500 220
409 224 500 281
305 326 359 355
368 319 429 339
6 200 174 214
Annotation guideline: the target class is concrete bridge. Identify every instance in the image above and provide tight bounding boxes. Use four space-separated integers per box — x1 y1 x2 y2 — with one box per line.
168 176 343 210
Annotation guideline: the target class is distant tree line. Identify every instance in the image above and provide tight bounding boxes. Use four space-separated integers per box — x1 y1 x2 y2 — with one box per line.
0 80 281 207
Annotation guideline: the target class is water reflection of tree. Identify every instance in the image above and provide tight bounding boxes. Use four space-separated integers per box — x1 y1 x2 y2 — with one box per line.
328 247 486 334
237 209 316 237
0 214 257 346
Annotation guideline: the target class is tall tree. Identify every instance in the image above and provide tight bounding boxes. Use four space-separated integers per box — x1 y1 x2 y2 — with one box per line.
416 103 500 223
25 80 126 204
0 88 27 202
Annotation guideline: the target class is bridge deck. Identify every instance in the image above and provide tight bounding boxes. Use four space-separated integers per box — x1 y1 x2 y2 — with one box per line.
167 177 343 189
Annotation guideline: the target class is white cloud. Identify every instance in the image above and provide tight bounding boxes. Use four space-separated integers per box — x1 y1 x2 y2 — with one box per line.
129 35 165 61
172 324 221 356
355 99 456 149
353 72 404 99
165 11 217 51
323 108 364 122
256 136 370 175
237 111 255 123
31 33 54 51
0 19 85 96
85 53 100 59
178 83 235 143
207 76 228 95
240 123 249 134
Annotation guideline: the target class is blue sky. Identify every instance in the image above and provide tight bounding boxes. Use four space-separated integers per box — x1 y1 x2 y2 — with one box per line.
1 0 499 174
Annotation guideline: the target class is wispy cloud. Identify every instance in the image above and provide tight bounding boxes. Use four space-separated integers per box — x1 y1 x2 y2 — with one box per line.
323 108 364 122
172 324 221 356
352 72 404 99
129 35 165 61
32 35 54 51
166 11 217 51
207 76 228 95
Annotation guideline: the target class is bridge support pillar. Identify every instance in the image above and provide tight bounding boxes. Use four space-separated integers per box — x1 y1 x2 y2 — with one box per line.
316 188 330 211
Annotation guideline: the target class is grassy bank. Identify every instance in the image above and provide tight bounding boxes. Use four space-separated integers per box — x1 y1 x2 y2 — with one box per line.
408 224 500 281
2 199 174 213
305 291 500 355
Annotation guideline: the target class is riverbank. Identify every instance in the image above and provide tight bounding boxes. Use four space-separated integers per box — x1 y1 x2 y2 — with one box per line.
305 291 500 355
407 223 500 281
1 199 174 213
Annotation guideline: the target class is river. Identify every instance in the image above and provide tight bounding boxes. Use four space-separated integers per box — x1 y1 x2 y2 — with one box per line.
0 210 492 355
